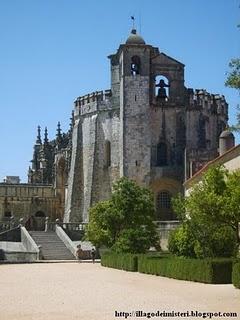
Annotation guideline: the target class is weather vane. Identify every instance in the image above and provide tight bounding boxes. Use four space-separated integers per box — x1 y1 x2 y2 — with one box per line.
131 15 135 29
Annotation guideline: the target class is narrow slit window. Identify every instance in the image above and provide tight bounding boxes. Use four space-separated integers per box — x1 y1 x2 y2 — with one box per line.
105 140 111 167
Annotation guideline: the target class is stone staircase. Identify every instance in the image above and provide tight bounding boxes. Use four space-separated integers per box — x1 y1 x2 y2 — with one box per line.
29 231 75 260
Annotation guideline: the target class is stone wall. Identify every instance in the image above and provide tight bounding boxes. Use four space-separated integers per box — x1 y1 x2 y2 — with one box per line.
121 75 151 186
64 118 84 222
156 220 180 251
66 91 120 223
0 184 61 221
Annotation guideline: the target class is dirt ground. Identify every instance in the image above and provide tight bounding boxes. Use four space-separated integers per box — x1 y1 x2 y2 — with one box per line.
0 262 239 320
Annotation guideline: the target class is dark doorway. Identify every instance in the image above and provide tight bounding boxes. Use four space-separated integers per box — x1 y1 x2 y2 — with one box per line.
25 211 46 231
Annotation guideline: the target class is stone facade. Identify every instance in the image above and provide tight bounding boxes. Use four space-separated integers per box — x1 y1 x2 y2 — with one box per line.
65 29 228 223
0 183 62 229
0 29 229 226
0 120 73 226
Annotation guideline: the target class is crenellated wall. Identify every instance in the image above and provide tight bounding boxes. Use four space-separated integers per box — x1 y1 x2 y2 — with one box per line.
185 89 228 178
74 90 112 109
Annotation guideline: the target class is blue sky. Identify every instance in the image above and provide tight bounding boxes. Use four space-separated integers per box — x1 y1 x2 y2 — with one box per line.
0 0 239 182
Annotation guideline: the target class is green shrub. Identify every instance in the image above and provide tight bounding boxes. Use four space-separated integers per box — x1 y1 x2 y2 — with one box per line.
111 227 158 254
101 253 233 284
193 225 237 259
138 256 232 284
232 262 240 289
101 253 138 272
168 224 195 257
169 223 237 259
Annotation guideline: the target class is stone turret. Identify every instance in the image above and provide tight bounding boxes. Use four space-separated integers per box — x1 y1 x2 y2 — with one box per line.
219 129 235 156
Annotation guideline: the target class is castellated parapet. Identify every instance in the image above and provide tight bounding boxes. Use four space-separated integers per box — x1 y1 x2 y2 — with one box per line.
187 89 228 115
74 90 113 116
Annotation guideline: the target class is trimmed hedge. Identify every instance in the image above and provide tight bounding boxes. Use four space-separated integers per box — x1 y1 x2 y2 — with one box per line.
101 253 233 284
101 253 138 272
232 262 240 289
138 256 232 284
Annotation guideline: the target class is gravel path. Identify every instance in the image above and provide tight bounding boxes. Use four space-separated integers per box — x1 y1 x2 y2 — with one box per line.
0 262 239 320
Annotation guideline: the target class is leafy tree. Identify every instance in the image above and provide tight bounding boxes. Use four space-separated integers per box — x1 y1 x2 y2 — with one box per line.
225 58 240 91
225 43 240 131
86 177 159 254
170 166 240 258
193 225 237 259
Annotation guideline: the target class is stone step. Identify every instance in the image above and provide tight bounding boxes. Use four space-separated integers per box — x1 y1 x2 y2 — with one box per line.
29 235 60 238
29 231 75 260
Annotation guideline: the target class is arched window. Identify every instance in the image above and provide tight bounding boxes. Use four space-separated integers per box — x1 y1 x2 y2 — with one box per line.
155 75 169 100
105 140 111 167
157 191 171 209
156 142 168 166
156 191 175 220
131 56 141 75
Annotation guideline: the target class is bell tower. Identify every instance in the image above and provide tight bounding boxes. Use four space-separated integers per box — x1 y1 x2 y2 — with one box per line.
109 29 152 185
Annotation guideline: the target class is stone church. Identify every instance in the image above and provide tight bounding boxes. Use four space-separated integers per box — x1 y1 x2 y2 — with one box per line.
0 29 228 226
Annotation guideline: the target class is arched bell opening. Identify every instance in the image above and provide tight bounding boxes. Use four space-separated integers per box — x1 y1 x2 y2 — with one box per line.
131 55 141 75
155 75 170 101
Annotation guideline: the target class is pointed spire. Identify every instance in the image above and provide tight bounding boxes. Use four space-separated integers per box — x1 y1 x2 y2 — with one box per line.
36 125 42 144
56 121 62 139
69 110 74 132
44 127 49 144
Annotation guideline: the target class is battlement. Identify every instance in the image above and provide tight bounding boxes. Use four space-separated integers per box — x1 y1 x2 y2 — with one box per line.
0 184 54 198
74 89 112 107
187 88 228 115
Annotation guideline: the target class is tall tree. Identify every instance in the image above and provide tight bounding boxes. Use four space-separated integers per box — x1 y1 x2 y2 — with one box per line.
225 58 240 91
171 166 240 258
86 177 159 254
225 21 240 131
225 58 240 131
